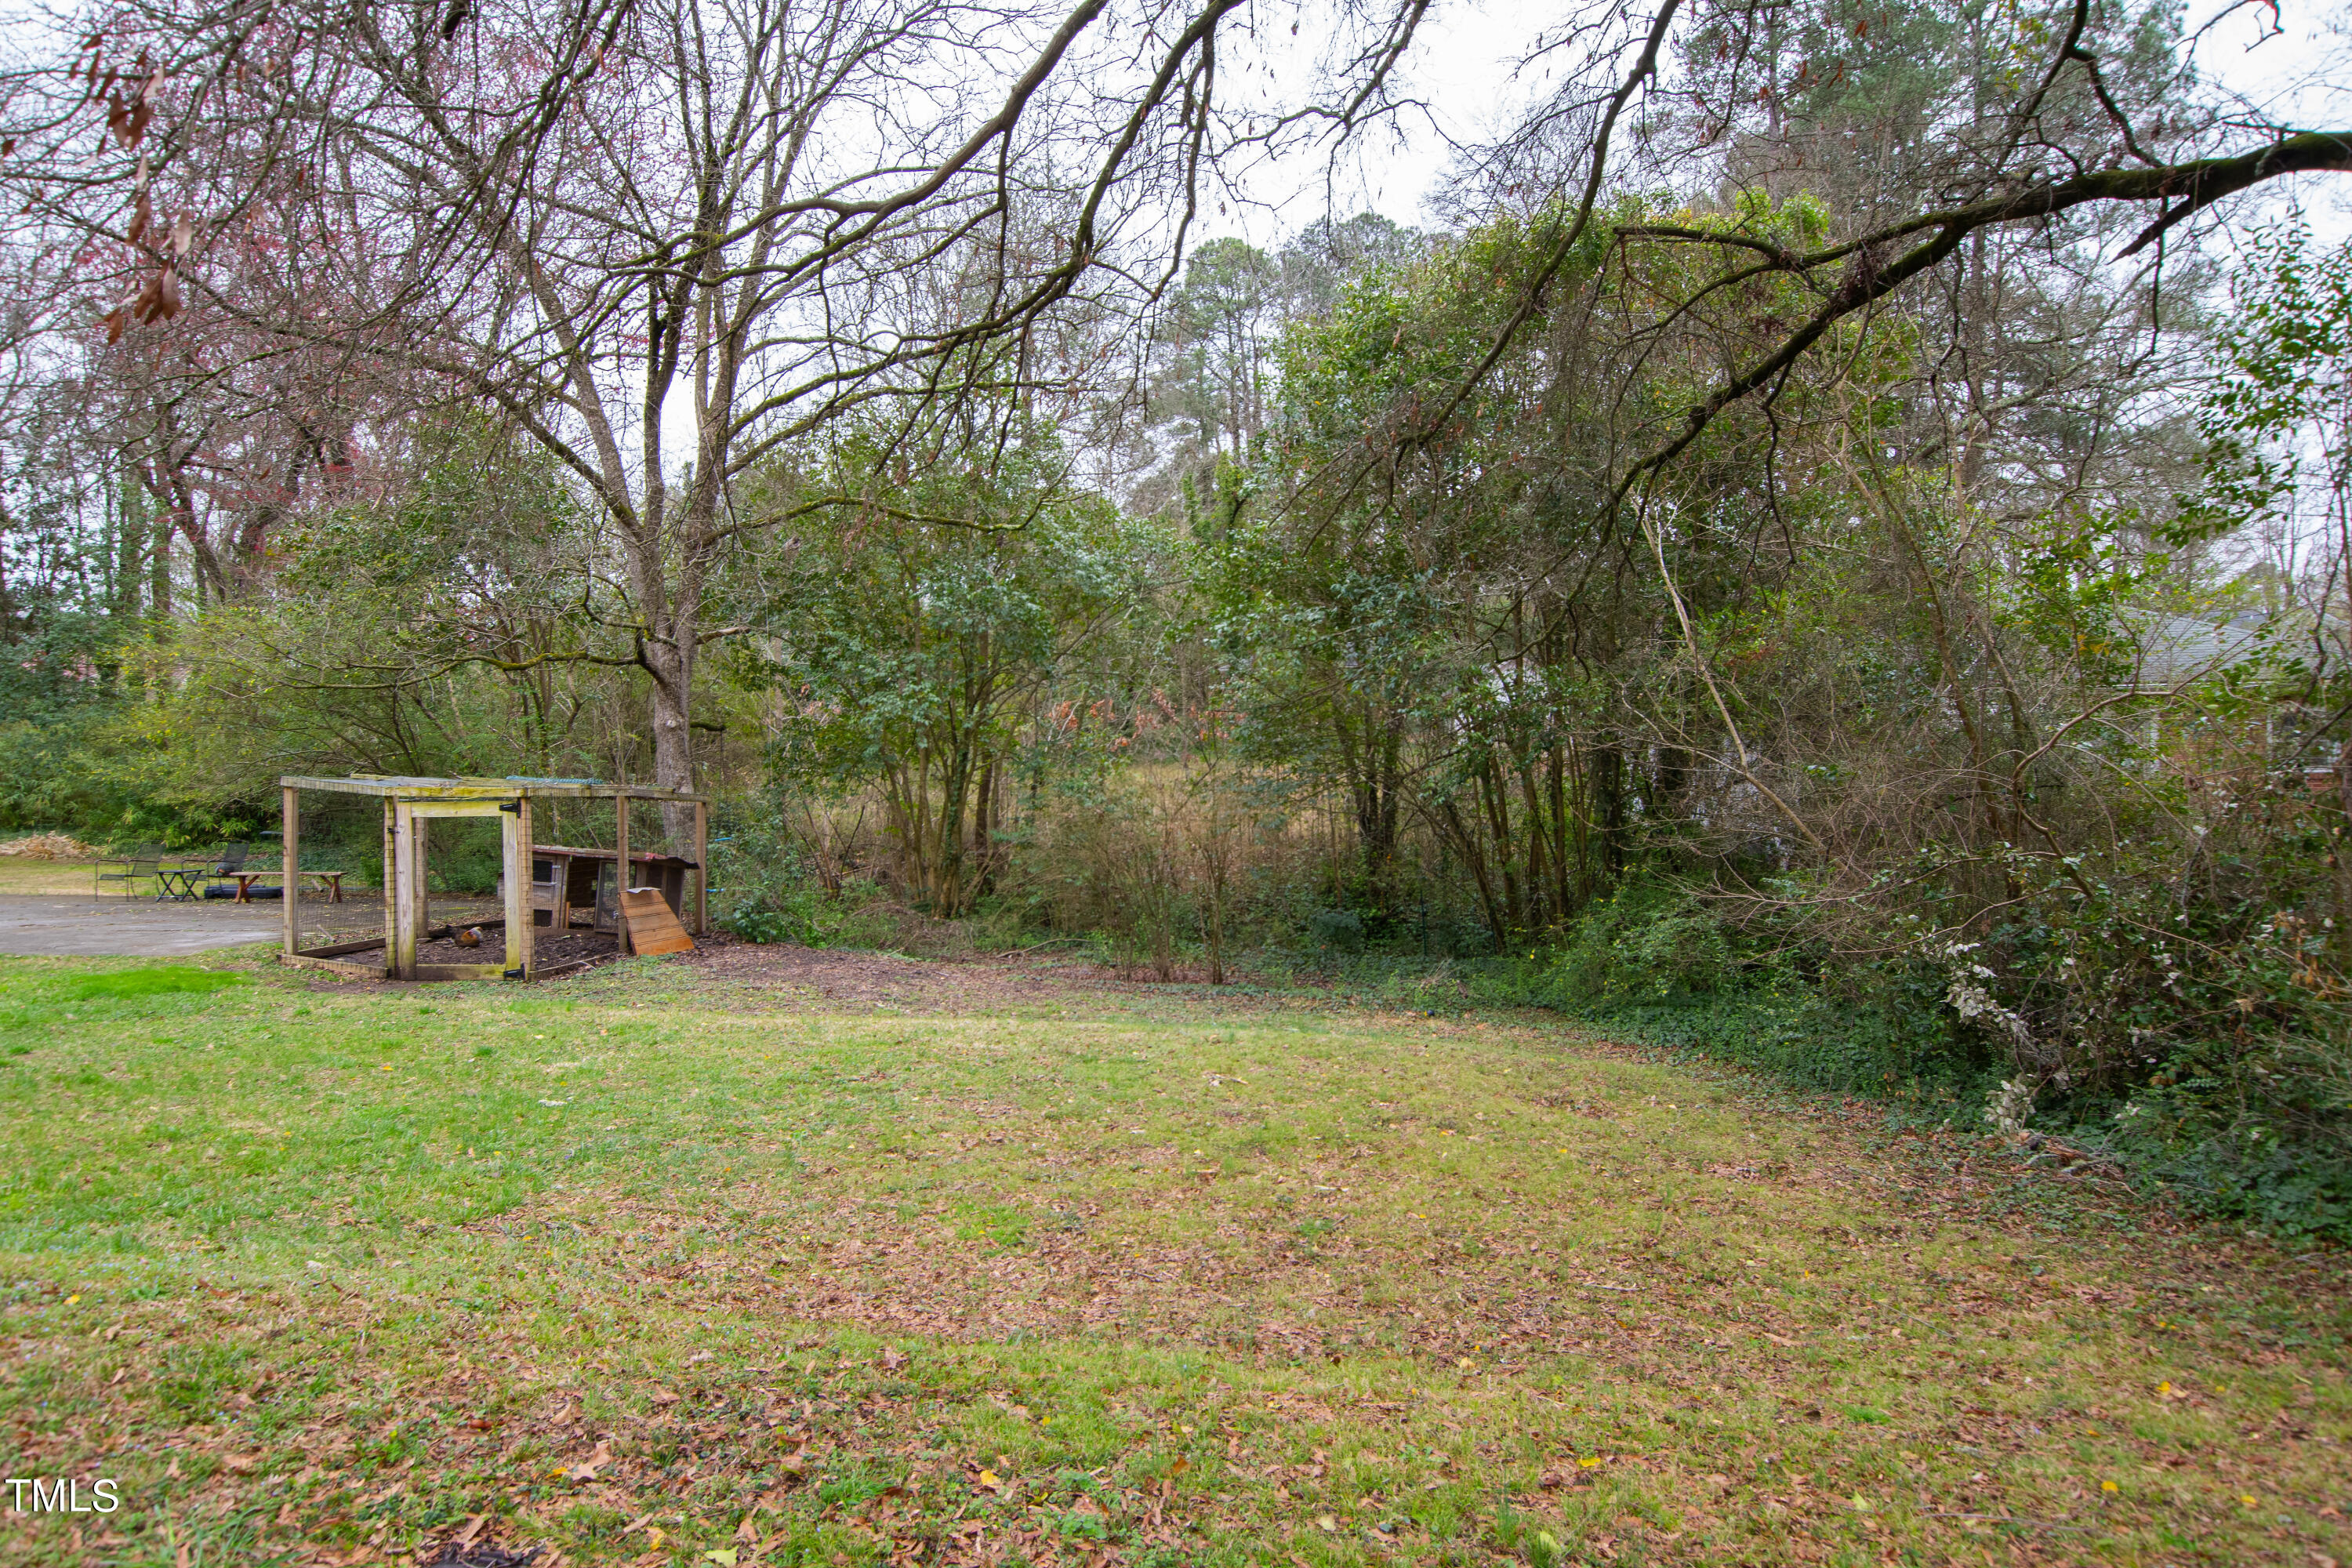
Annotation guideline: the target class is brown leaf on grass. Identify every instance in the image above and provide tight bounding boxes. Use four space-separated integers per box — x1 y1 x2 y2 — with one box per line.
564 1439 614 1481
220 1452 259 1472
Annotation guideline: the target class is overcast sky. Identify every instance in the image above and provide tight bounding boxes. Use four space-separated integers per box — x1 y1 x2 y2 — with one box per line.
1207 0 2352 245
655 0 2352 473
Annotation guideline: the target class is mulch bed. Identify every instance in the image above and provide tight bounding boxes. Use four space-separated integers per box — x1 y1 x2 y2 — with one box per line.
414 925 619 967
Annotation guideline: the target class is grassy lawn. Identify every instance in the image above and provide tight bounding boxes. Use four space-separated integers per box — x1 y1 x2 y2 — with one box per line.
1 949 2347 1568
0 860 111 897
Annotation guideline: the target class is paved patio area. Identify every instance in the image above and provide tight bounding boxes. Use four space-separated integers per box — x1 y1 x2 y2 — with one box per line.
0 895 284 958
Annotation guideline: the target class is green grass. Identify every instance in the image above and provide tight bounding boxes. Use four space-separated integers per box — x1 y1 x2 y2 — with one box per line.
0 949 2347 1567
67 966 251 1001
0 858 112 896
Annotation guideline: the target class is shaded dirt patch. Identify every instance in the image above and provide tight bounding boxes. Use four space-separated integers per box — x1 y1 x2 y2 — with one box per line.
658 935 1249 1013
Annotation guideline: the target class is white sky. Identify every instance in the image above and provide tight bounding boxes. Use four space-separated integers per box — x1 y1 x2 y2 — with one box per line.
658 0 2352 470
1204 0 2352 243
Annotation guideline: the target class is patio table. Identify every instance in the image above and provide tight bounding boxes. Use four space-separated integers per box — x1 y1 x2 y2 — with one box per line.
155 864 206 901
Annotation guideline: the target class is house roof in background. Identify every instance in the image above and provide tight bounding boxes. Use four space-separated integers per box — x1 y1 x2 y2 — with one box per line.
2123 611 2278 691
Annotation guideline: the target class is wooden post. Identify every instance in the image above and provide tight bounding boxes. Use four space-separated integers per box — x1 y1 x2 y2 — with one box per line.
693 799 708 935
519 796 535 975
549 852 571 938
381 799 397 978
502 797 532 978
281 785 299 957
412 812 431 973
391 801 420 981
615 792 631 955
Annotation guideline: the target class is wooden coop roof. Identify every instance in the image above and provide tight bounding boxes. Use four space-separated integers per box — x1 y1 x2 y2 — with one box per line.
279 775 704 802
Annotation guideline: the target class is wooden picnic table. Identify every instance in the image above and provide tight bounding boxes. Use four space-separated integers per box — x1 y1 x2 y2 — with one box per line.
230 870 346 903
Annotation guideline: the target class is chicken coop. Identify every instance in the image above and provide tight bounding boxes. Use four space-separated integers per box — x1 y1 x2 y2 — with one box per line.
275 775 707 982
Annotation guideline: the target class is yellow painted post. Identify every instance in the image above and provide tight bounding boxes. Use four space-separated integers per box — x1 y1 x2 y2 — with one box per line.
520 795 535 976
412 810 431 975
281 785 299 957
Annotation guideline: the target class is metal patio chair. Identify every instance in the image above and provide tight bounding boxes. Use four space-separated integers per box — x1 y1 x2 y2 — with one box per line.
96 851 162 899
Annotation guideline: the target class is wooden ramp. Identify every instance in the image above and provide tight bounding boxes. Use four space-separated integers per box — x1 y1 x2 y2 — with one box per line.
619 888 695 956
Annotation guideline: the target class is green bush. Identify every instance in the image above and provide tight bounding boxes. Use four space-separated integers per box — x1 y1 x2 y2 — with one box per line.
1485 875 1738 1007
1457 865 2352 1243
0 715 122 833
722 879 904 949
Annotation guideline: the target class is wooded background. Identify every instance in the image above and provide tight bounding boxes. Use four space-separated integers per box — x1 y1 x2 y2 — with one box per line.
3 0 2350 1235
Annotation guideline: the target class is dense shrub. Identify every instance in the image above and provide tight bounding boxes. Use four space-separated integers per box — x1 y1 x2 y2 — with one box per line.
1456 864 2352 1243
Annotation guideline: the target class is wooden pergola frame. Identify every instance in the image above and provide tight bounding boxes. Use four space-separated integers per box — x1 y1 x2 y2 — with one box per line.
276 775 708 982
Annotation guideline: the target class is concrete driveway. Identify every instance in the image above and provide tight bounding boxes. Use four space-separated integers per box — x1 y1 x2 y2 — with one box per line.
0 895 283 958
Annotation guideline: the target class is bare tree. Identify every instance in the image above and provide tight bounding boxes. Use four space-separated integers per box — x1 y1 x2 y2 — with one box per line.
2 0 1433 829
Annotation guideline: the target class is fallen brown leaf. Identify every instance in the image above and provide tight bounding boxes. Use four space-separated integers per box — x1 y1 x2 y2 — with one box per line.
564 1439 615 1481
